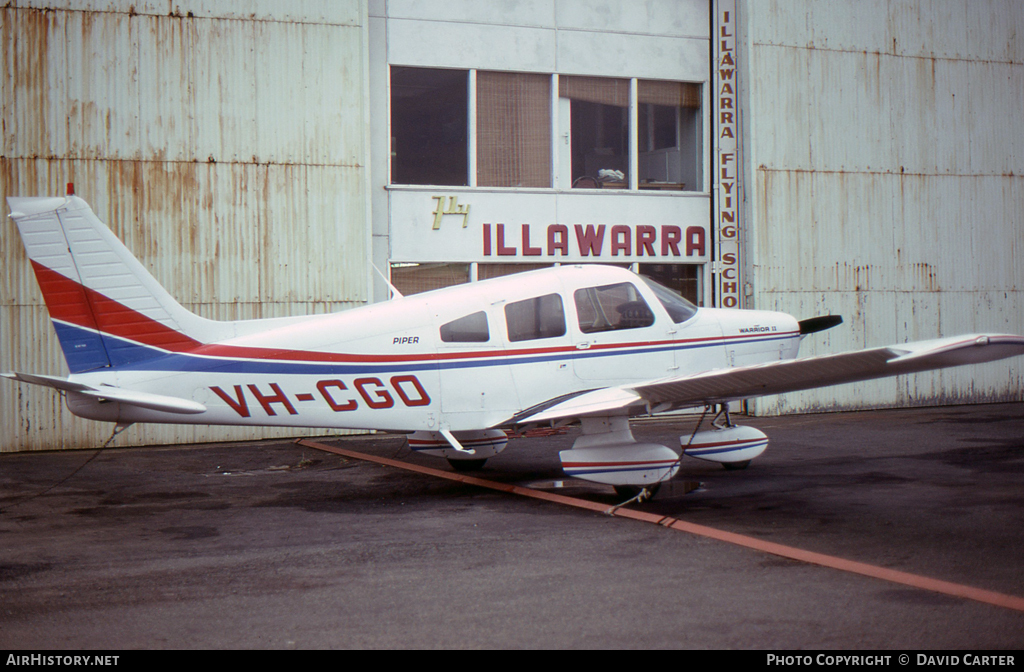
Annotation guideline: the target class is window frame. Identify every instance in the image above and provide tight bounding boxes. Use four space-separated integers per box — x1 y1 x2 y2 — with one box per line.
439 311 490 343
573 282 657 334
504 293 567 343
387 69 703 193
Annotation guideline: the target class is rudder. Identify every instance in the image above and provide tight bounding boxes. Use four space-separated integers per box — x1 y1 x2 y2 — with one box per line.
8 195 220 372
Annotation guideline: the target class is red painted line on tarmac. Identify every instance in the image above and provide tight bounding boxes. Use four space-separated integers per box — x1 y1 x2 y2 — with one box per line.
297 438 1024 614
297 439 612 513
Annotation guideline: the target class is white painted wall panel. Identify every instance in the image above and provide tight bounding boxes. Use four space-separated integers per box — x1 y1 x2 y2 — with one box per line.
12 8 367 165
135 14 193 162
803 0 891 54
192 17 257 164
387 18 556 73
385 0 709 81
555 0 708 39
17 0 363 25
744 45 814 170
386 0 555 27
557 29 709 81
752 0 1023 61
1 2 371 451
2 9 70 159
742 0 1024 414
887 0 970 60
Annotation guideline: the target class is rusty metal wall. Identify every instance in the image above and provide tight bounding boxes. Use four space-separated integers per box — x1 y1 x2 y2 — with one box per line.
741 0 1024 414
1 2 372 451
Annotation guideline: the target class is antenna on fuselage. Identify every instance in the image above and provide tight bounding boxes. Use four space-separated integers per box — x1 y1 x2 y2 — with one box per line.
372 264 404 300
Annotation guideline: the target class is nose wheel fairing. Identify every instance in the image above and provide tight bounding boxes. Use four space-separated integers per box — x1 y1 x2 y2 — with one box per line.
682 425 768 466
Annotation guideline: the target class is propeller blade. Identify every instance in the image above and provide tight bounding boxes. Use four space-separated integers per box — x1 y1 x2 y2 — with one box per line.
798 315 843 335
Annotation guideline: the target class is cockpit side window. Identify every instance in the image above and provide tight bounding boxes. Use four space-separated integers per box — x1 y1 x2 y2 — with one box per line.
440 311 490 342
641 276 698 324
505 294 566 342
574 282 655 334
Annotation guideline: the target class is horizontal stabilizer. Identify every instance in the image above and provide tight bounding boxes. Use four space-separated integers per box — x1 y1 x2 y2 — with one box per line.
1 372 207 415
510 333 1024 425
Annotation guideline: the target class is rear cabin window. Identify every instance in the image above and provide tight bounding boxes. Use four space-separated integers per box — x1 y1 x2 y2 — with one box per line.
440 311 490 343
505 294 566 342
574 282 656 333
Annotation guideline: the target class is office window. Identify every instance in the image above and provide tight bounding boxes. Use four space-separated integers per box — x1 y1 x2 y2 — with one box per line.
478 263 551 280
477 72 551 188
390 67 468 186
640 263 702 309
390 263 470 296
640 275 699 324
637 80 702 191
390 70 703 192
560 76 630 188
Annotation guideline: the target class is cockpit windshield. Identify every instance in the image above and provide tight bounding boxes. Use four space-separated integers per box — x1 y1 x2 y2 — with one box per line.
640 276 698 324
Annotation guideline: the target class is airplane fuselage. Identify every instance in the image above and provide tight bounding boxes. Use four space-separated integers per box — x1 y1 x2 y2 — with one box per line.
62 265 802 432
10 194 1024 492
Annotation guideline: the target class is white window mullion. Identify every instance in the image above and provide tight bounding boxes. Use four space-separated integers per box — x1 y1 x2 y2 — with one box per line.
550 73 559 189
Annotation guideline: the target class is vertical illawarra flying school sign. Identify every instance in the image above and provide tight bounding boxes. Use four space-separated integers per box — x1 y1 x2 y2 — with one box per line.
715 0 740 308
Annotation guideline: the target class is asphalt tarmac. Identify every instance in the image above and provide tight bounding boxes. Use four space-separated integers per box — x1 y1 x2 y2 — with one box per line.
1 403 1023 649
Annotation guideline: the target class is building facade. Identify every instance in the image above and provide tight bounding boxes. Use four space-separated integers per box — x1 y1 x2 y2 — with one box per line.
1 1 374 450
369 0 713 308
1 0 1022 451
738 0 1024 413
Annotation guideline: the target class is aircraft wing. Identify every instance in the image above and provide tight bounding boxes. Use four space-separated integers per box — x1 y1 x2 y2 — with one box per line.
1 372 207 415
510 333 1024 425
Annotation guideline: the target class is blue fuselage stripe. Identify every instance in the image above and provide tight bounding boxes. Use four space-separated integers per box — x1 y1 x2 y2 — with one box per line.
55 321 797 376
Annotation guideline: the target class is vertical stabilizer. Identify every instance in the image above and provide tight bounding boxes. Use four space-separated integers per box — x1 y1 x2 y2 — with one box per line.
7 196 223 372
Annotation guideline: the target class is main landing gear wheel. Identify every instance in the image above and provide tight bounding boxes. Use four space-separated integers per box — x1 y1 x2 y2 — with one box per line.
613 483 661 500
447 458 487 472
722 460 751 471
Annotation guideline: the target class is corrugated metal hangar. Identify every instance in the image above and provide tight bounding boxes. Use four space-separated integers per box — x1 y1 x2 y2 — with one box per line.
2 0 1022 452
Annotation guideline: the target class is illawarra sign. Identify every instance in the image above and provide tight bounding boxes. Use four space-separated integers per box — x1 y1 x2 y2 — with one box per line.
390 189 711 265
482 223 705 259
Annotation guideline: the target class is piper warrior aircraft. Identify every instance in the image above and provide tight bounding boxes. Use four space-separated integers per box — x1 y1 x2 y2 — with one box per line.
6 195 1024 498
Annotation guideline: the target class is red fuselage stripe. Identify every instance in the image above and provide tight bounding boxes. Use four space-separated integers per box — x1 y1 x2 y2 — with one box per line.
32 261 800 367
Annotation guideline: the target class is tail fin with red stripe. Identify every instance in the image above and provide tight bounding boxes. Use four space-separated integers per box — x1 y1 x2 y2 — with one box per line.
7 195 226 373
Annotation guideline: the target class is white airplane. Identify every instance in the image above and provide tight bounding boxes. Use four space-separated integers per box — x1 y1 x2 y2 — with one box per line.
5 194 1024 498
